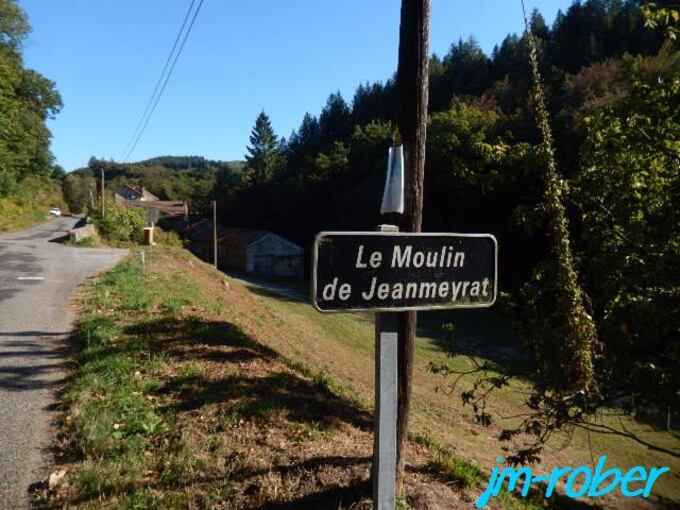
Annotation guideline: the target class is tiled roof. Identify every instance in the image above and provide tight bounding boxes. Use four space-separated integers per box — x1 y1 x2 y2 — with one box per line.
121 200 188 219
184 220 268 248
115 184 142 196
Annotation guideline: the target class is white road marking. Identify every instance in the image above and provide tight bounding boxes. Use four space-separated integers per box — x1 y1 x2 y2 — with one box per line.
17 276 45 281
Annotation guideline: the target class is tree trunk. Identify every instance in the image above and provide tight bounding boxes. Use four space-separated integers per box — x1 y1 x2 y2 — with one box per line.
395 0 430 495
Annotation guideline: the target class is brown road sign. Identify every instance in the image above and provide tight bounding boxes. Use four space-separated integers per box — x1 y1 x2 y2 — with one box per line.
312 231 497 313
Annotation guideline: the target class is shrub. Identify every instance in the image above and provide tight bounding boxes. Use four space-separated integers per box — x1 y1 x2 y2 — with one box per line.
92 201 146 245
154 227 183 247
0 176 67 232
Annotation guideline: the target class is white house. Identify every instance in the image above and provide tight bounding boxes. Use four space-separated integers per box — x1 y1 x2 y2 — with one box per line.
114 184 160 203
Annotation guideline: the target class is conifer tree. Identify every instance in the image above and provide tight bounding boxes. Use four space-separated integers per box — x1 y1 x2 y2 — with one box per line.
244 111 282 184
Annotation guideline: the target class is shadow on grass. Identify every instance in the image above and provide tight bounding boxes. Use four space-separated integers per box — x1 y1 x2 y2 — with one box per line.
237 273 527 375
242 478 370 510
168 371 373 431
124 316 376 507
416 309 530 371
244 284 306 304
124 317 373 432
231 455 372 482
651 494 680 510
125 316 277 359
545 497 605 510
227 455 373 509
227 271 309 296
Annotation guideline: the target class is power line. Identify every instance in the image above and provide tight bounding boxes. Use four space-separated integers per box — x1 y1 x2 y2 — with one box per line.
122 0 205 162
120 0 197 161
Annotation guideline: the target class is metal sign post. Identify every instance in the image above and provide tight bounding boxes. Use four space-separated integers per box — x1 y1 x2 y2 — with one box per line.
373 222 400 510
144 207 160 247
374 313 398 509
144 207 160 226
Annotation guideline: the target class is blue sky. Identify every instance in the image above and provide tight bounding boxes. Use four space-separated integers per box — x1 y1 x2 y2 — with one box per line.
19 1 572 171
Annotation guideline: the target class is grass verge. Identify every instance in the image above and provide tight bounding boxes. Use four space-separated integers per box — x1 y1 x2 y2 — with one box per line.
50 248 538 509
46 246 677 510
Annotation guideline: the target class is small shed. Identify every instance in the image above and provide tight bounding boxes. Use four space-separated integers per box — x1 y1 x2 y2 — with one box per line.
184 220 304 278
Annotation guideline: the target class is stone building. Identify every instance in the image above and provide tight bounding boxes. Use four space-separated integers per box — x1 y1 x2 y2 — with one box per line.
184 220 304 278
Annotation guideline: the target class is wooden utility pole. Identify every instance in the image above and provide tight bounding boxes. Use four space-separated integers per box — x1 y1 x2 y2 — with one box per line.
395 0 430 494
213 200 218 268
100 167 106 219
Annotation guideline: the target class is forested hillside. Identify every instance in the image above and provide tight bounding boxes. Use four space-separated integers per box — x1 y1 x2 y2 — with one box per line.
64 156 243 216
218 0 677 459
0 0 64 229
224 1 669 256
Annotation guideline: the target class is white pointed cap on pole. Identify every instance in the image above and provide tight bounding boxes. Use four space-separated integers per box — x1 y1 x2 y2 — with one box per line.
380 145 405 215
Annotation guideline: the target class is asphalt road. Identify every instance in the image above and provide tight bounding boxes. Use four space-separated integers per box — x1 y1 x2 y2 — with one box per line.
0 217 127 509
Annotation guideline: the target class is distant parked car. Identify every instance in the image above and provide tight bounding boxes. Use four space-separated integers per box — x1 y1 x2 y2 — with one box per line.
49 207 62 217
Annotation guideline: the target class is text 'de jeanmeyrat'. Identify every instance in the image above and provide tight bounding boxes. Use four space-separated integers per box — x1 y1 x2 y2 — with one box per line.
312 232 497 312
